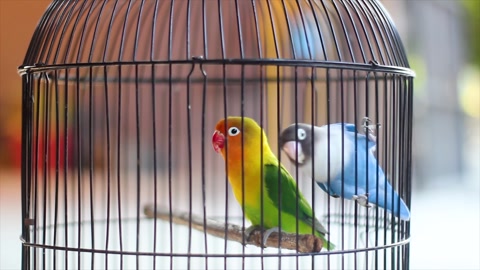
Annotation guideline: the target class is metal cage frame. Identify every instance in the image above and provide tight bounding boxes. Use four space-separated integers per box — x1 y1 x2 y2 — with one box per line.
19 0 414 269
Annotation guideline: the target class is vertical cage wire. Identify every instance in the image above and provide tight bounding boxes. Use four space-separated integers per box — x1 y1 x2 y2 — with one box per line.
19 0 414 269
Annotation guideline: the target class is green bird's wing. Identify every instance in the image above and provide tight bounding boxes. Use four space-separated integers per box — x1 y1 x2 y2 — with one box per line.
264 164 328 235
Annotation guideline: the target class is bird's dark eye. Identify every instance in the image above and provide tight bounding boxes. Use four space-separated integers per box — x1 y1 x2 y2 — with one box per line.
228 127 240 136
297 128 307 140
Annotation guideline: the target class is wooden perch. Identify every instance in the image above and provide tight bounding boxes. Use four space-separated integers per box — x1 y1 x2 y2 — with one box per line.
143 204 324 253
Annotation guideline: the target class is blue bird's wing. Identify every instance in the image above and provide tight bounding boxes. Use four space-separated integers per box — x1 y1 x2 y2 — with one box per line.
315 123 369 200
365 158 411 221
317 182 340 198
316 123 411 220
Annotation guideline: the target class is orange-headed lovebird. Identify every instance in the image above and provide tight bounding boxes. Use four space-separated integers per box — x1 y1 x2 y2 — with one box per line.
212 116 335 251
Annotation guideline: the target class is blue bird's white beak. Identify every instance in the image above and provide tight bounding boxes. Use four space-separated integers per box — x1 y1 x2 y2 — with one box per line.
282 141 305 164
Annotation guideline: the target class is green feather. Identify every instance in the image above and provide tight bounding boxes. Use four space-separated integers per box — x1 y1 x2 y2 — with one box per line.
263 164 335 251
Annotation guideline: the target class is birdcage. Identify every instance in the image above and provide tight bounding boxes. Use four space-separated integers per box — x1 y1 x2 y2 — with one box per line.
19 0 413 269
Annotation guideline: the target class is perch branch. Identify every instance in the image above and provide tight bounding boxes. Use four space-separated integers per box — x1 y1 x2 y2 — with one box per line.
143 204 323 253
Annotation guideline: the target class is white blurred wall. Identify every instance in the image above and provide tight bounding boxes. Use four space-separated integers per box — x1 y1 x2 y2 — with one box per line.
383 0 480 268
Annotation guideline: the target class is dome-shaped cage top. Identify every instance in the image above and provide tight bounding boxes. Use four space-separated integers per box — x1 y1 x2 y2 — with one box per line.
20 0 412 73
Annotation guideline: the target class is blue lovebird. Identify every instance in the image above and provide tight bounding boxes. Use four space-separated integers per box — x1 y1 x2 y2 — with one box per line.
279 122 410 221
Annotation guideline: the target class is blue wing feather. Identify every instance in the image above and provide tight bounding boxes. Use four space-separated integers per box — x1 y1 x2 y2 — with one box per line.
315 123 410 220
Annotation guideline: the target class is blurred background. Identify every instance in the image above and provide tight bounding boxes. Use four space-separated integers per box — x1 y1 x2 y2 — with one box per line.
1 0 479 269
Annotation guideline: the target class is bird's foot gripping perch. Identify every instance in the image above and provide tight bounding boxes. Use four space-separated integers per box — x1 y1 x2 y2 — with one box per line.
244 226 283 248
243 225 262 245
352 194 375 208
262 227 283 247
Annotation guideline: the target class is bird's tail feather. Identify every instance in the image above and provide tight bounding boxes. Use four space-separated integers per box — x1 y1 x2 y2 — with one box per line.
371 187 411 221
323 238 336 251
315 232 336 251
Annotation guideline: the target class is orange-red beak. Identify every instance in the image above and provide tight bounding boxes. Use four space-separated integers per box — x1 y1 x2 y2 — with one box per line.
212 130 225 153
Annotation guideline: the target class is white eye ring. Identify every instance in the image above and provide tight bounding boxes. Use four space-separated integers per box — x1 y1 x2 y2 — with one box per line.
297 128 307 140
228 127 240 136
